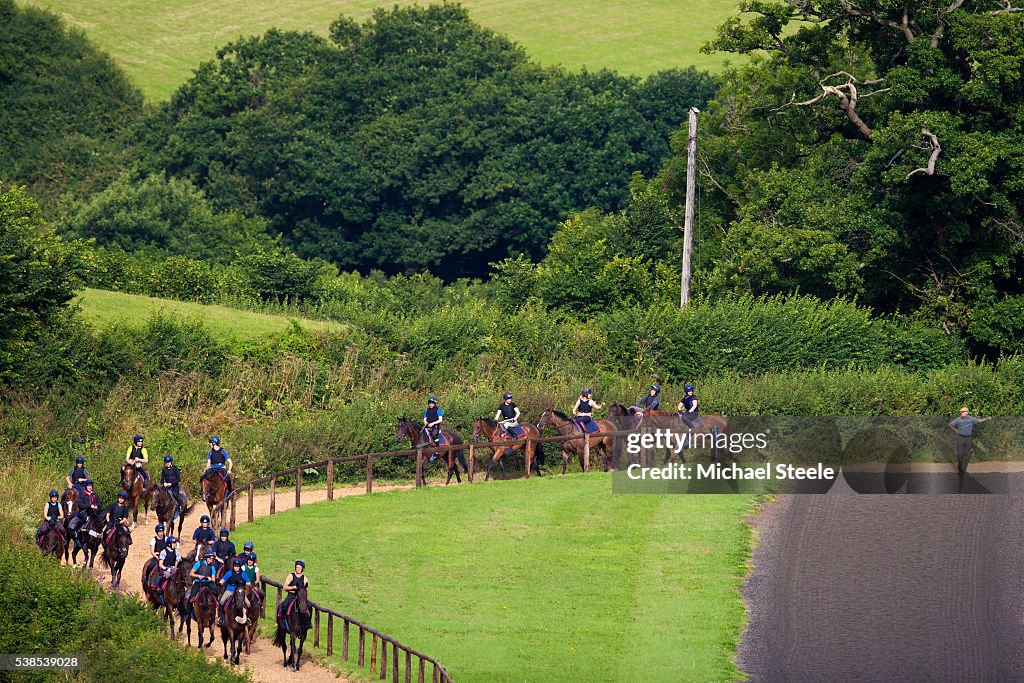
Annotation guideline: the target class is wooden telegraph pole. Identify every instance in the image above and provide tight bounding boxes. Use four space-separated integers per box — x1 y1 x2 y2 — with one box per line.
680 107 699 308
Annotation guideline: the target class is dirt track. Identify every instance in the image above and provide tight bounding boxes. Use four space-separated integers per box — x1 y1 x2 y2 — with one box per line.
739 490 1024 681
79 482 411 682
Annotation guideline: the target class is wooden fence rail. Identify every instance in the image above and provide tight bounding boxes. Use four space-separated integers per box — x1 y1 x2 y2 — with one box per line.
261 577 453 683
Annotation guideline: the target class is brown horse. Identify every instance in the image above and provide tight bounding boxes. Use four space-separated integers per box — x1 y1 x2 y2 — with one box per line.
470 419 544 481
147 561 187 639
120 463 155 529
100 522 132 588
201 471 228 518
153 485 193 538
187 584 218 651
245 583 262 655
610 405 731 464
537 409 618 473
61 488 78 520
273 586 311 671
39 523 66 560
221 583 252 665
396 417 469 485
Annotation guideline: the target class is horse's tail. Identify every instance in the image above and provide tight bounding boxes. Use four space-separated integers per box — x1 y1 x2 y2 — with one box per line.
273 621 286 648
535 440 545 466
182 499 196 516
99 547 111 569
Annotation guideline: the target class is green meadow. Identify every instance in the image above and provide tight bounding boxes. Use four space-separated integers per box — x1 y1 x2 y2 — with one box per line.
240 474 754 682
26 0 739 101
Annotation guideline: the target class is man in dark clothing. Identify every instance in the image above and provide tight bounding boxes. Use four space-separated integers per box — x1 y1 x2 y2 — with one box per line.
66 456 90 495
212 528 236 571
160 455 186 508
69 481 102 534
104 491 132 545
949 407 993 476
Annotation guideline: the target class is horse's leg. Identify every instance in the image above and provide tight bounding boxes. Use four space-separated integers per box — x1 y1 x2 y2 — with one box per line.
296 634 305 671
499 457 507 480
562 448 570 475
445 462 453 486
485 456 495 482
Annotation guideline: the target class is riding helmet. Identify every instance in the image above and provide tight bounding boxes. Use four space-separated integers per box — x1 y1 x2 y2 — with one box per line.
75 456 85 464
246 553 257 563
243 541 254 552
209 436 221 445
83 479 93 487
155 524 165 532
133 434 143 443
684 383 694 392
166 536 177 544
200 515 210 523
651 384 661 393
503 392 513 400
220 528 229 537
295 560 305 569
232 558 242 568
164 455 173 463
204 551 216 558
582 388 592 396
428 396 437 403
49 489 59 497
117 490 128 500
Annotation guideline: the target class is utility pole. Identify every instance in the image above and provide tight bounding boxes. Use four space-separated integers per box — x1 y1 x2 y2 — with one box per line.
680 107 699 308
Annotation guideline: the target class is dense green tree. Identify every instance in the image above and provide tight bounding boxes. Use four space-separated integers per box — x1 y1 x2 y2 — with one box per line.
0 184 85 383
681 0 1024 342
133 5 717 277
0 0 142 208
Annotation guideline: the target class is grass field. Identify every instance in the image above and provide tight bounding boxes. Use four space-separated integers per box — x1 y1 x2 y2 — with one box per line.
25 0 740 102
241 475 754 682
74 288 343 339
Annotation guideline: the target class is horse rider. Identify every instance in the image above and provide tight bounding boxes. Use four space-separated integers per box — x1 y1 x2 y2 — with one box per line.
68 480 101 534
160 455 187 509
150 523 168 561
213 528 236 570
494 392 525 438
103 491 133 545
632 384 661 424
423 396 444 459
66 455 90 496
188 550 218 603
572 388 604 432
125 434 151 486
279 560 308 617
217 557 252 626
242 547 264 606
36 489 66 548
239 541 256 565
152 536 181 591
192 515 216 555
203 436 233 498
677 383 702 427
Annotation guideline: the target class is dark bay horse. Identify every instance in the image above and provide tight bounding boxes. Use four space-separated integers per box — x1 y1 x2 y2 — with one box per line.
396 417 469 484
245 584 262 655
39 524 66 560
148 562 187 639
609 404 730 464
538 409 618 473
273 586 311 671
187 585 218 651
100 523 132 588
120 463 154 529
471 419 544 481
221 584 251 665
68 509 102 569
154 485 193 537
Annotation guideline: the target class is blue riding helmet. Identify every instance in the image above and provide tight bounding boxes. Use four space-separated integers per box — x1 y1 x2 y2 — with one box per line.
204 551 216 559
684 383 694 392
295 560 305 569
83 480 93 487
243 542 254 552
164 455 173 463
133 434 143 443
155 524 165 532
49 490 59 498
246 553 257 563
200 515 210 523
232 558 242 568
117 490 128 500
166 536 177 544
503 392 513 400
220 528 229 537
428 396 437 403
582 388 592 396
651 384 661 393
209 436 221 445
75 456 85 464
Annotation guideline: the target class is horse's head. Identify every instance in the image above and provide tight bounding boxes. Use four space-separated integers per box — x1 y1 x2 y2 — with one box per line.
608 403 629 417
471 419 483 440
396 417 414 444
295 586 309 614
537 408 554 430
231 583 249 611
119 463 134 490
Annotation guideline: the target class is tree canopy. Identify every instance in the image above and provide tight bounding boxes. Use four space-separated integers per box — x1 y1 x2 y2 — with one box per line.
132 4 717 277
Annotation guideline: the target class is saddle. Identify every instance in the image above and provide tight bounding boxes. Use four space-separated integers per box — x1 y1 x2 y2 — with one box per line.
499 423 524 439
573 418 600 434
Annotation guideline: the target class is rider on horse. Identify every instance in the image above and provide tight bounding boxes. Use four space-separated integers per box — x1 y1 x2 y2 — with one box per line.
66 456 90 496
36 489 66 549
188 550 218 603
677 384 702 427
572 388 605 433
192 515 216 554
635 384 661 413
152 536 181 591
125 434 151 486
202 436 233 497
279 560 308 617
103 491 133 545
68 480 101 534
494 392 525 438
423 396 443 457
241 545 264 605
217 558 252 625
160 455 187 508
213 528 236 571
151 524 168 560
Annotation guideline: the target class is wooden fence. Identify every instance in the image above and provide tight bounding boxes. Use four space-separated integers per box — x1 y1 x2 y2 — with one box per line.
261 576 453 683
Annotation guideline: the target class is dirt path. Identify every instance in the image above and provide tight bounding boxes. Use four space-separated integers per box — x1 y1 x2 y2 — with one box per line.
81 482 412 681
738 493 1024 681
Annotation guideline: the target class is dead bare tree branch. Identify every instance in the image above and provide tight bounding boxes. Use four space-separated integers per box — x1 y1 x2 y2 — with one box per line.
906 128 942 178
837 0 917 43
991 0 1023 13
775 72 887 140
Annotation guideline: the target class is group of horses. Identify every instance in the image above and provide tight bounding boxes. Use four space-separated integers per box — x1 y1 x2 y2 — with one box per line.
395 404 730 483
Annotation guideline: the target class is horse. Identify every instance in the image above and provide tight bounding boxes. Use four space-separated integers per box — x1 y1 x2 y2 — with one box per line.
61 488 78 519
273 586 312 671
396 417 469 485
100 522 132 588
245 584 262 655
201 470 229 518
221 584 251 665
470 418 544 481
120 463 155 529
537 409 618 473
39 523 66 560
147 561 187 639
187 584 218 651
153 485 194 538
68 508 102 569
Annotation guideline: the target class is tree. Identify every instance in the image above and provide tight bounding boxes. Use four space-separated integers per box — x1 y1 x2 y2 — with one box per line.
0 184 85 383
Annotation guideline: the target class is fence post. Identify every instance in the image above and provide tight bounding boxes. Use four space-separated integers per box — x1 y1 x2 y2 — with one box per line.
405 650 412 683
358 628 366 666
468 444 475 483
366 454 373 494
371 633 378 673
314 607 320 648
327 612 334 656
295 466 302 509
229 493 237 530
343 619 350 660
583 433 590 472
524 438 532 479
393 643 399 683
269 476 276 515
416 448 423 488
247 483 254 523
380 637 387 680
419 658 425 683
327 459 334 501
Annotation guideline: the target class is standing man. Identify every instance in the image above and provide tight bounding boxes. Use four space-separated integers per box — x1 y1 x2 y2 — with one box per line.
949 407 992 477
